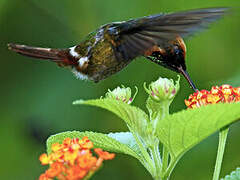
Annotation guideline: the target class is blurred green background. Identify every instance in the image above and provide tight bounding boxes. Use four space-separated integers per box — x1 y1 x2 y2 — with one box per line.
1 0 240 179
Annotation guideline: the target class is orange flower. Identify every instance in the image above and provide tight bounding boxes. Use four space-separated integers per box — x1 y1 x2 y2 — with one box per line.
94 148 115 160
39 174 52 180
185 84 240 108
45 162 65 178
39 154 49 165
39 137 115 180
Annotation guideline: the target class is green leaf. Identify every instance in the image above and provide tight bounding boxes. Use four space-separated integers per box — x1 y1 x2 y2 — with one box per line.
108 132 141 155
221 168 240 180
73 99 149 137
156 103 240 159
107 132 155 175
46 131 141 159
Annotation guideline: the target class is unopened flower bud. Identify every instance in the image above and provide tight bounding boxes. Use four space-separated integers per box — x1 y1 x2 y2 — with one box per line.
144 76 180 102
105 86 137 104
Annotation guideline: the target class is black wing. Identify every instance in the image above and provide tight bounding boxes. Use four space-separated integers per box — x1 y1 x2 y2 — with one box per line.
108 7 229 61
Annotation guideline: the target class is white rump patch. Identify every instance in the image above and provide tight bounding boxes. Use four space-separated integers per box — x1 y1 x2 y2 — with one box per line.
78 57 89 67
72 69 89 80
69 46 80 58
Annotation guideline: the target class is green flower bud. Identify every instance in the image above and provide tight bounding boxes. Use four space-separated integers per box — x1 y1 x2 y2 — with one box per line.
105 86 137 104
144 76 180 102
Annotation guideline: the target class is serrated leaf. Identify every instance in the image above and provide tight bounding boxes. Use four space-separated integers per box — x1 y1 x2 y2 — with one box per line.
73 99 149 136
108 132 141 155
157 103 240 159
46 131 141 160
221 168 240 180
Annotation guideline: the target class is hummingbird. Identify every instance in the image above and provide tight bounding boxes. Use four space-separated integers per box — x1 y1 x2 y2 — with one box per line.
8 7 229 91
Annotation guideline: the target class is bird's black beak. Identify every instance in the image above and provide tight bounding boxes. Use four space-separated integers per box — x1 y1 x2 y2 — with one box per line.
178 66 197 92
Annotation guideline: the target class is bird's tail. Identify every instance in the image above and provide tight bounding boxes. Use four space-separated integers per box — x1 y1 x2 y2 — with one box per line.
7 43 73 63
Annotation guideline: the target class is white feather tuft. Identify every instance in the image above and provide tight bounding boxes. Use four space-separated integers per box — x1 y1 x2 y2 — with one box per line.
72 69 89 80
69 46 80 58
78 57 89 67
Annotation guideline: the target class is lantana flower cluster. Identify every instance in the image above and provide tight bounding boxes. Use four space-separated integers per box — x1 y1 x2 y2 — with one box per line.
39 137 115 180
185 85 240 108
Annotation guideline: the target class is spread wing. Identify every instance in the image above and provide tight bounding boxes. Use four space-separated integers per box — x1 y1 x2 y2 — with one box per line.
108 7 229 61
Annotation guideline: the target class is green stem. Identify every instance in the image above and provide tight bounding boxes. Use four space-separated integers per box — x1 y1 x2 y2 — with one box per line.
150 144 162 179
212 127 229 180
130 129 155 176
162 146 169 174
164 156 182 180
154 144 162 169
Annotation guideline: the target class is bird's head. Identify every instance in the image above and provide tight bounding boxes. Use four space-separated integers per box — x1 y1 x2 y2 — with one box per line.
147 37 197 91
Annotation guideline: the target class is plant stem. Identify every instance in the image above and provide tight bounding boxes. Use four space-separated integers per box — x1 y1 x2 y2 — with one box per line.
150 144 162 179
129 129 155 176
162 146 169 173
212 127 229 180
163 157 179 180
